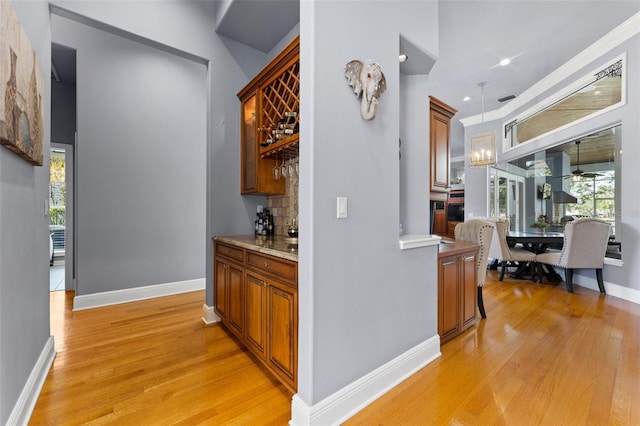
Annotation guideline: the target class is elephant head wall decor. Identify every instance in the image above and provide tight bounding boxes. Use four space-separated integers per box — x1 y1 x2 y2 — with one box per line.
344 59 387 120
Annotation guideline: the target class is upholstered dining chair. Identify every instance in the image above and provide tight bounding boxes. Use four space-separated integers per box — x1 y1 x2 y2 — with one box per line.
454 219 495 319
485 218 538 281
536 217 611 293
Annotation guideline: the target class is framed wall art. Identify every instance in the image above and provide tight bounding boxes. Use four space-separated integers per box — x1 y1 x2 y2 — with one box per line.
0 0 45 166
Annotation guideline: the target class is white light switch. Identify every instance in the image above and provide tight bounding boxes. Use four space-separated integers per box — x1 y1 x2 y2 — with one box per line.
337 197 348 219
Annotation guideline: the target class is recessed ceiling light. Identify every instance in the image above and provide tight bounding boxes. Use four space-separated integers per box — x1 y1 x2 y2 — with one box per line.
463 96 471 102
489 53 522 69
399 54 408 62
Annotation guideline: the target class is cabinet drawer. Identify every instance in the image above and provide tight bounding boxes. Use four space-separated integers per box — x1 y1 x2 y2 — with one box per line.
246 252 297 282
215 242 244 263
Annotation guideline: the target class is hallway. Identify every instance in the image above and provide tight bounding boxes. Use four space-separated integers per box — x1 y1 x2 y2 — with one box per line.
49 261 64 292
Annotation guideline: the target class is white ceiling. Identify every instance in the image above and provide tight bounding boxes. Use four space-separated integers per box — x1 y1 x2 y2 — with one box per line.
52 1 640 155
214 0 639 156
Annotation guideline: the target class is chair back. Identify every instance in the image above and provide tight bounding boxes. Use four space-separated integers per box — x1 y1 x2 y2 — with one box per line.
483 217 512 261
454 219 495 287
557 218 611 269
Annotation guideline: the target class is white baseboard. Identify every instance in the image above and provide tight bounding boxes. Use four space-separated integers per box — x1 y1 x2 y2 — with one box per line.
575 276 640 305
289 335 441 426
73 278 205 311
201 303 220 324
7 336 56 426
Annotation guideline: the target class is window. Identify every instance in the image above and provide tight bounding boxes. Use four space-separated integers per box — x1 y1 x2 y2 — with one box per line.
505 56 624 148
567 171 616 235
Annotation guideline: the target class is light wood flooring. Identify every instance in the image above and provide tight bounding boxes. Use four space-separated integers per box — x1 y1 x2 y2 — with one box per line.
31 270 640 425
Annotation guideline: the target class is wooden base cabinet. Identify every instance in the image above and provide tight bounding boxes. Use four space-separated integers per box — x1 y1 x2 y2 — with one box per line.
213 240 298 392
214 248 244 338
438 242 479 344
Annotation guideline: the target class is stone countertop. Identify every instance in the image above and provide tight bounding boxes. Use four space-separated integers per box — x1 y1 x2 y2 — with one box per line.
214 235 298 262
437 238 480 258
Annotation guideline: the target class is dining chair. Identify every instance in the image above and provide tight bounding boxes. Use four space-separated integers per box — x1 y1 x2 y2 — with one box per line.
536 217 611 293
485 218 538 281
454 219 495 318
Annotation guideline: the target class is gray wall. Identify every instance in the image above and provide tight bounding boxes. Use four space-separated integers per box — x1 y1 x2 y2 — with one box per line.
298 0 440 404
51 15 207 295
0 1 51 423
47 0 272 302
2 0 268 418
464 33 640 293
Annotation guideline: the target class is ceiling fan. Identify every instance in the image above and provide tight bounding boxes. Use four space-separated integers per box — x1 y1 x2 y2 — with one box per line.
558 140 603 179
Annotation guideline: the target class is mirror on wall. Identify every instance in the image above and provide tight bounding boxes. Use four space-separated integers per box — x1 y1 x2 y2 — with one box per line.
493 125 621 259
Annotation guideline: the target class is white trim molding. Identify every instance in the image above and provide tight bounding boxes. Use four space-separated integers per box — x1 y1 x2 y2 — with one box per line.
7 337 56 426
201 303 220 324
73 278 205 311
460 11 640 127
289 335 441 426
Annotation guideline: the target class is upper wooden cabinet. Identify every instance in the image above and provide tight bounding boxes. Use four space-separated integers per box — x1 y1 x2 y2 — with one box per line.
429 96 457 194
237 36 300 195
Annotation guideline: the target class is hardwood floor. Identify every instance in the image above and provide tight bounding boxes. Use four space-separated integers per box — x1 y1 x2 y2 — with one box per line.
30 290 292 425
32 271 640 425
348 271 640 425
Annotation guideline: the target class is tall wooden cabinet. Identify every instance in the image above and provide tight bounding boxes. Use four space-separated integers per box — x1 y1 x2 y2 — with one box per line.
237 36 299 195
438 241 479 344
429 96 457 195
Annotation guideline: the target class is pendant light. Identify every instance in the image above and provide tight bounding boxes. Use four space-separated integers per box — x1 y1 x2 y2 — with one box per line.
470 81 497 167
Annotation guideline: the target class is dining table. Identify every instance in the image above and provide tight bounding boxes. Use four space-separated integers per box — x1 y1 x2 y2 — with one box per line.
505 231 565 282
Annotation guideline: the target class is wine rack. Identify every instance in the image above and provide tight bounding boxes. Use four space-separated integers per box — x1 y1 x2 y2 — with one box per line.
259 60 299 159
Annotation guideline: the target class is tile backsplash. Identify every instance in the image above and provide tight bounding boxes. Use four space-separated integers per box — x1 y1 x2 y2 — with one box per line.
266 158 298 236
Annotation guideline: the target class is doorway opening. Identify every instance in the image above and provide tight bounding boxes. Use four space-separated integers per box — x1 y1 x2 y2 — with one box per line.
50 41 77 293
49 147 66 291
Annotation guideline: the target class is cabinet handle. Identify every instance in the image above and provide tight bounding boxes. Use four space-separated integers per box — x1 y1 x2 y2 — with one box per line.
262 280 268 287
264 262 269 268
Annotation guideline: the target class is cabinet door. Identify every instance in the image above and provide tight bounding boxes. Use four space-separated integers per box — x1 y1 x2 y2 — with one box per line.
214 257 228 321
438 256 460 342
461 254 478 329
430 110 450 192
268 280 297 388
241 94 258 193
245 270 267 359
227 262 244 336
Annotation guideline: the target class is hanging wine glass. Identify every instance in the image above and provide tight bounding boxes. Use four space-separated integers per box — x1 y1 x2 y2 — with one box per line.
273 155 280 180
281 151 288 179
